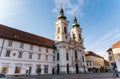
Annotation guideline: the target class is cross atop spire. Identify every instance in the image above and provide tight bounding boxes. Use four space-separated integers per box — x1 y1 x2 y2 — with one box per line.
73 11 78 24
57 1 66 20
72 11 80 27
60 1 63 9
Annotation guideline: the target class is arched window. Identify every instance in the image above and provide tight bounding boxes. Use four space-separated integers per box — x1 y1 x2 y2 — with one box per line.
15 66 20 73
82 56 84 63
57 53 59 61
58 27 60 33
1 66 8 74
75 50 78 60
73 33 76 40
66 53 69 61
64 27 67 33
79 34 81 40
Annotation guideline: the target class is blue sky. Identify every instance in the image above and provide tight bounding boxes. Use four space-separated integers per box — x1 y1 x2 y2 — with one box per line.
0 0 120 59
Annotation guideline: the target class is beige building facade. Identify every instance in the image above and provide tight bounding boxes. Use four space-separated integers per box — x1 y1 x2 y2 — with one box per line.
85 51 105 72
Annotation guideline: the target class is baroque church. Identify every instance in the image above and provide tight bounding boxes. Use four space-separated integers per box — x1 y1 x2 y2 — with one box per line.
0 6 87 75
54 7 87 74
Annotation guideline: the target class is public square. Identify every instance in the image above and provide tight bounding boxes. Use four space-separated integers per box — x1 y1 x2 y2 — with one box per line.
0 0 120 79
5 73 120 79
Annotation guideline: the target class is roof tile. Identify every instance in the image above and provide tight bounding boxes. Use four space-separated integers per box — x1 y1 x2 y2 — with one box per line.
0 24 55 48
112 41 120 48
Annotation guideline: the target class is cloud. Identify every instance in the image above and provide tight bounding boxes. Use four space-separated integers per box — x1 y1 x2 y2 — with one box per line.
85 28 120 59
52 0 89 18
0 0 24 18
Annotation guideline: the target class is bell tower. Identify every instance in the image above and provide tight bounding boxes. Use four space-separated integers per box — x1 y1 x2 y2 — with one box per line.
54 5 70 74
55 6 69 43
71 15 82 43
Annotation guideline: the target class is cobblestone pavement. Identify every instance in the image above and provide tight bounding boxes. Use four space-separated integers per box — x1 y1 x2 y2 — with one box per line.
5 73 120 79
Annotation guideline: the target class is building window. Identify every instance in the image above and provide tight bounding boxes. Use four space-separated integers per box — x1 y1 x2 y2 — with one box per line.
82 56 84 63
57 27 60 33
29 53 33 59
57 53 59 61
30 45 33 50
1 66 9 74
79 34 81 40
14 66 21 73
109 52 111 55
45 55 48 60
44 65 48 73
18 52 23 58
13 53 16 56
87 63 88 66
20 43 24 49
66 36 67 39
75 50 78 60
53 50 55 54
64 27 67 33
90 63 91 66
57 36 59 39
46 48 48 53
109 57 113 61
53 56 55 61
38 47 41 52
6 50 11 57
38 54 41 60
36 65 41 74
8 40 13 46
66 53 69 61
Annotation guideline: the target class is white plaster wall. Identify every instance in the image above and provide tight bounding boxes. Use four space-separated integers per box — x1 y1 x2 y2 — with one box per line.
0 38 3 47
0 38 55 75
112 47 120 71
112 47 120 54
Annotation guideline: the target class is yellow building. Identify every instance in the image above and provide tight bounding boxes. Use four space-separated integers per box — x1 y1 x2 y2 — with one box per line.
85 51 105 73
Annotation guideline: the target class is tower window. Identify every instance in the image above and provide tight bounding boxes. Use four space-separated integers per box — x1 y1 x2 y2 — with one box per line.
82 56 84 63
58 27 60 33
57 36 59 39
73 33 76 40
79 34 81 40
64 27 67 33
75 50 78 60
66 53 69 61
65 36 67 39
57 53 59 61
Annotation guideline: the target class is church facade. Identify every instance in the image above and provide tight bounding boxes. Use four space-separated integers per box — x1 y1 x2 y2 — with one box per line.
54 7 87 74
0 7 87 75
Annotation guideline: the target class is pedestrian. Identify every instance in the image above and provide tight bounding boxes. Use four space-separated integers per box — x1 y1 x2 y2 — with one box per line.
38 68 41 75
113 68 117 77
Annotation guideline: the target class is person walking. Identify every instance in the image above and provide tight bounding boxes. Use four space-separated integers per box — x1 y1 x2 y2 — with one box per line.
38 68 41 75
113 68 117 77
